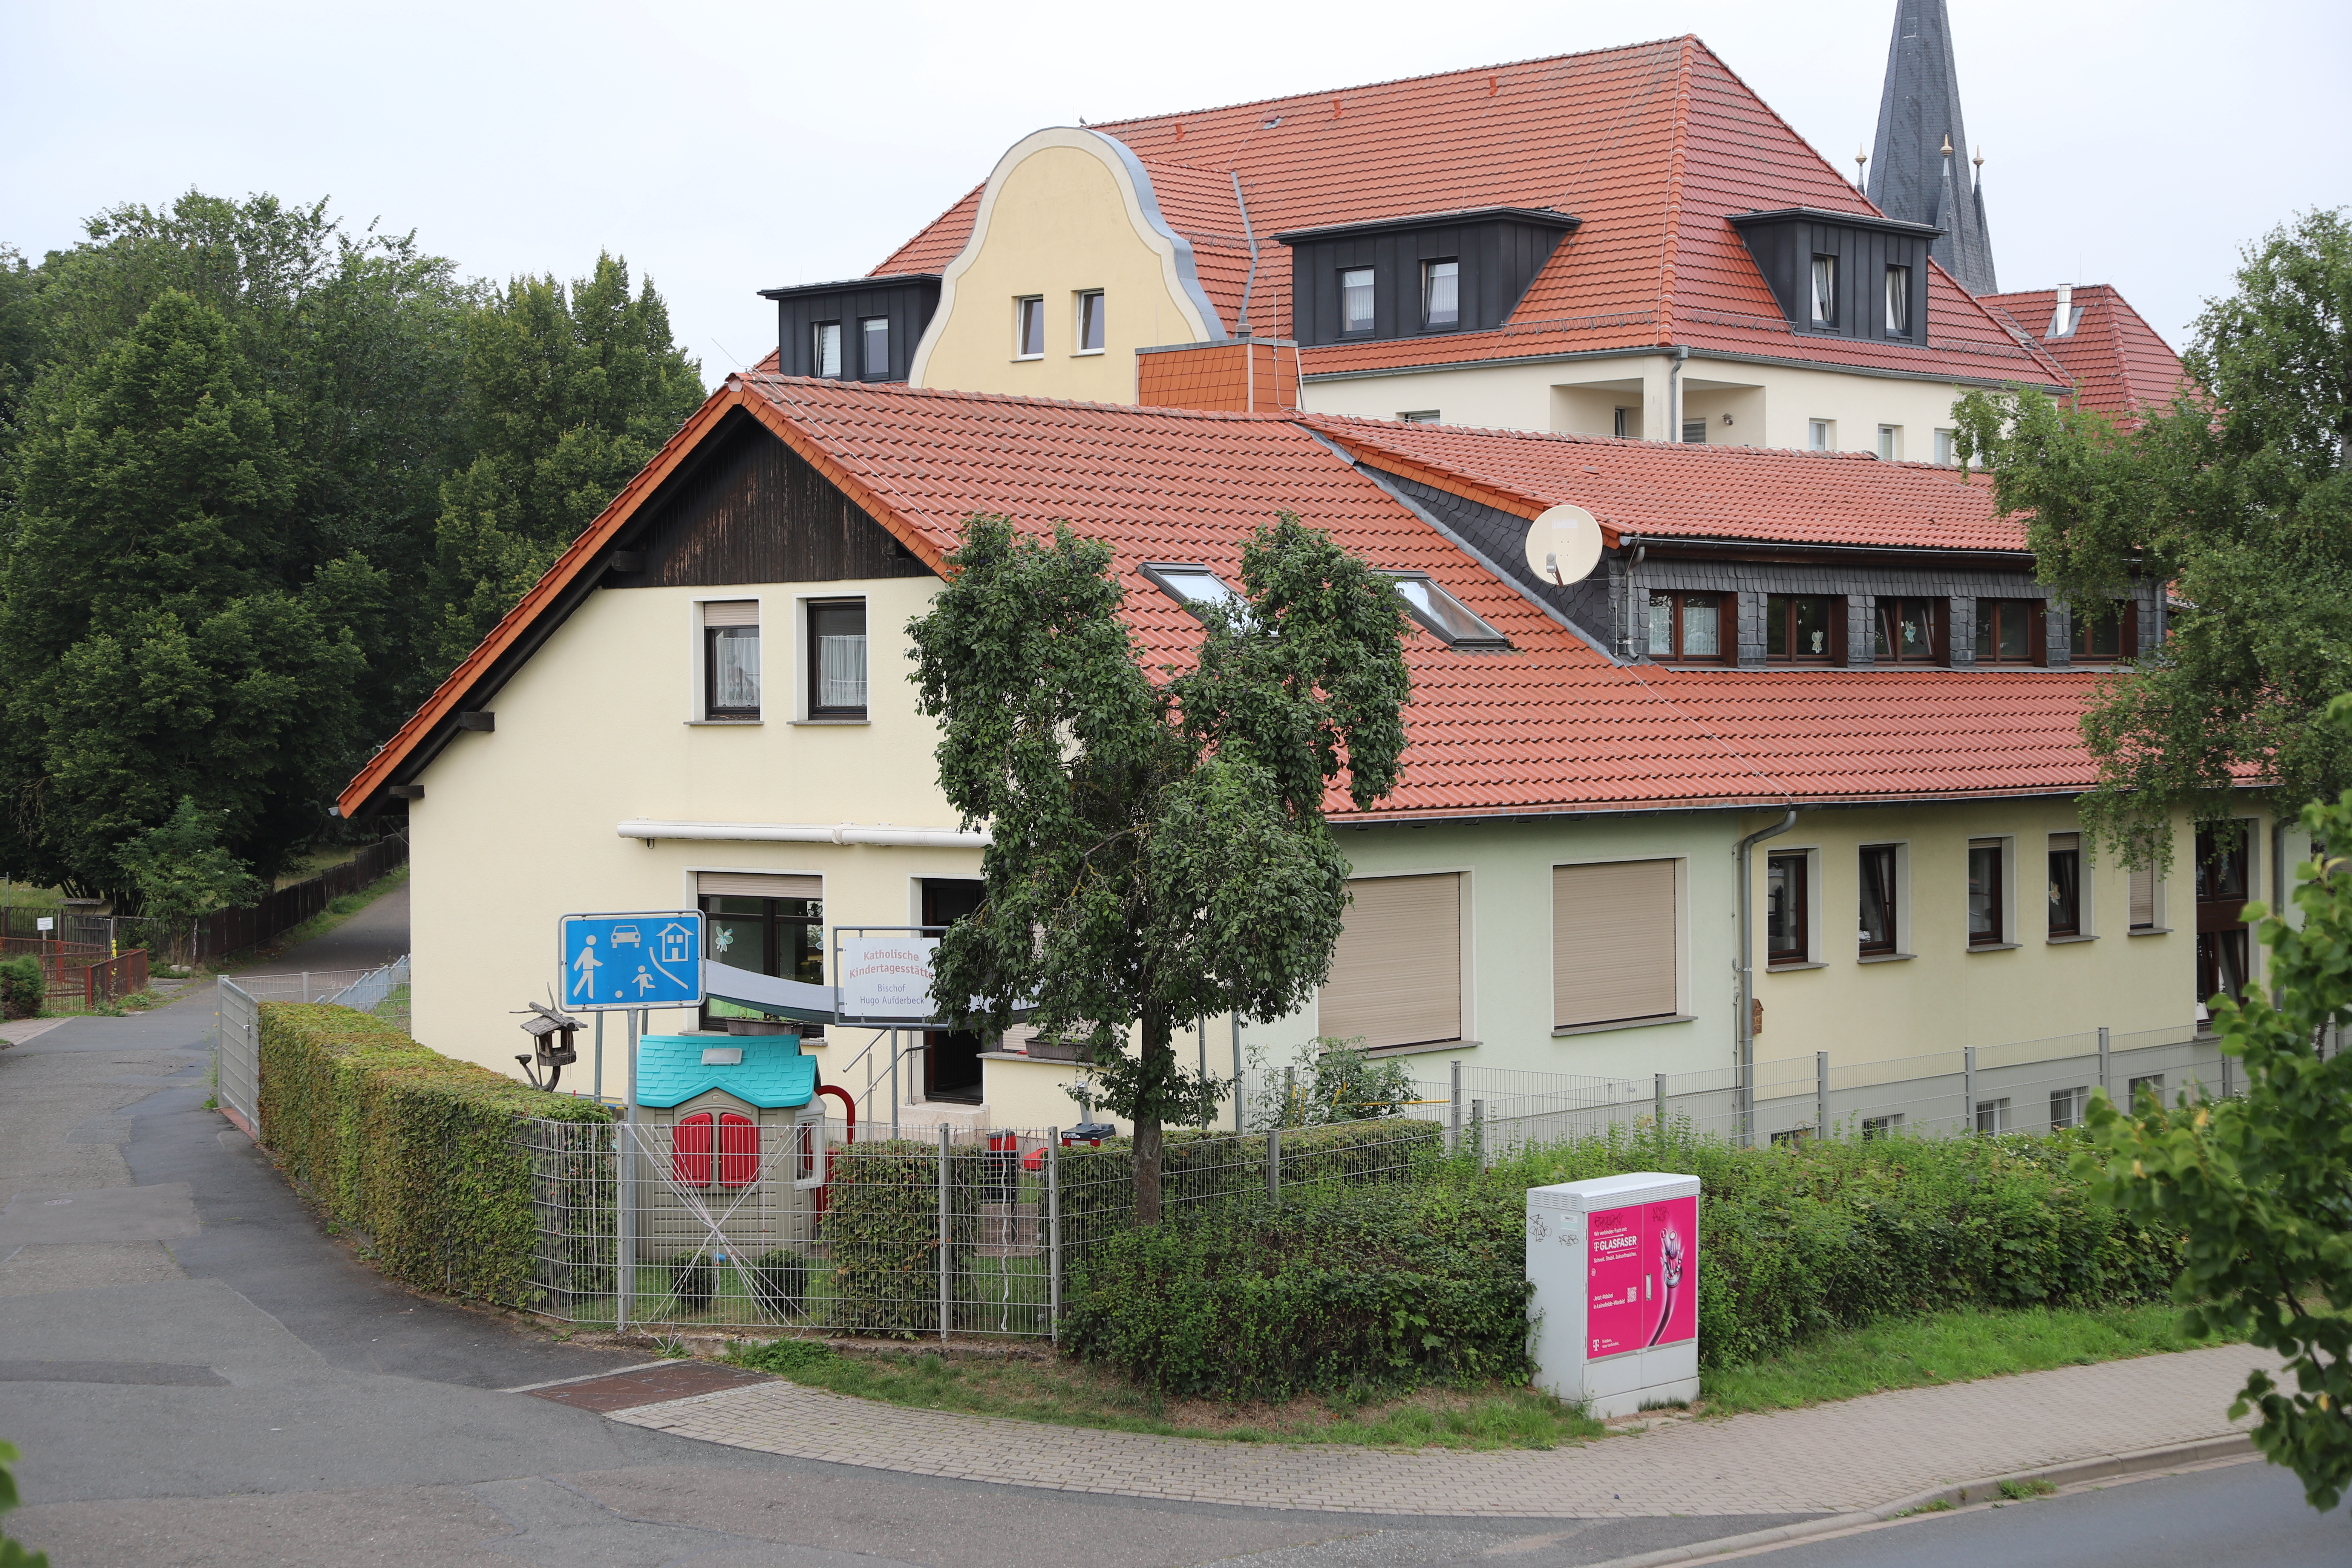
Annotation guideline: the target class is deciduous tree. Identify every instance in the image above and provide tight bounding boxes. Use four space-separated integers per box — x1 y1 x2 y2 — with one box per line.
910 514 1410 1220
1956 210 2352 867
425 254 704 673
0 289 369 894
2079 700 2352 1508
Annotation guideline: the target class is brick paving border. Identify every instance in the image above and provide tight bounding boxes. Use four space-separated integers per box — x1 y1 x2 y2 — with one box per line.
607 1343 2279 1518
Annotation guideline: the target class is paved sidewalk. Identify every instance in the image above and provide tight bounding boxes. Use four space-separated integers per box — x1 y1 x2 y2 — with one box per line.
612 1342 2279 1518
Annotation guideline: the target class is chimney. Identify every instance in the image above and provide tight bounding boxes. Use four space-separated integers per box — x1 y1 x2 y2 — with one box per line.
2047 284 2073 338
1135 339 1301 413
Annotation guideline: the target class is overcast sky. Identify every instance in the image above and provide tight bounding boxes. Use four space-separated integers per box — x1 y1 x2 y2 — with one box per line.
6 0 2345 388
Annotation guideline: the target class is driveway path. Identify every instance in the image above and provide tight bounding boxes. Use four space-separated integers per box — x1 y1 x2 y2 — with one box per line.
0 894 1799 1566
612 1343 2274 1518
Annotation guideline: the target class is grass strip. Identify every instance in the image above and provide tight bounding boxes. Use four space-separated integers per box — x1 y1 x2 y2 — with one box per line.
727 1339 1603 1450
1697 1302 2235 1415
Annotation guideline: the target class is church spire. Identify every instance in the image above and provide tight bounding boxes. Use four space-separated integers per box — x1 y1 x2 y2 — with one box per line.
1867 0 1998 294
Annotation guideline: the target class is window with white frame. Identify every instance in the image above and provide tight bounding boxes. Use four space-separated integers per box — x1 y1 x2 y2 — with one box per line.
813 321 842 378
1809 419 1834 451
1934 428 1958 466
806 599 867 717
859 317 890 378
703 600 760 719
2050 1086 2088 1130
1975 1098 2010 1134
1015 296 1045 358
1422 259 1459 328
1810 256 1836 324
1076 291 1106 354
1341 267 1375 333
1878 424 1900 461
1884 264 1911 333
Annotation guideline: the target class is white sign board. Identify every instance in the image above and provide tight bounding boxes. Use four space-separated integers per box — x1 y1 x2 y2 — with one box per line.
35 917 54 933
838 933 939 1021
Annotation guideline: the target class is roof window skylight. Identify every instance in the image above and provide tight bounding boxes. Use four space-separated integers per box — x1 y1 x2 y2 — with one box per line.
1141 562 1242 619
1384 572 1509 650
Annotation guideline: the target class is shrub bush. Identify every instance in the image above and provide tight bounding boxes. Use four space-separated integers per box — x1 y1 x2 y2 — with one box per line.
1068 1122 2182 1398
1066 1184 1532 1400
255 1002 610 1307
0 956 42 1020
1487 1123 2181 1369
672 1256 715 1311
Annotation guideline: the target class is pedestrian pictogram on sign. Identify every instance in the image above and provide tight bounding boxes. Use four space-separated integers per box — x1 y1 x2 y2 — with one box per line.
560 911 704 1011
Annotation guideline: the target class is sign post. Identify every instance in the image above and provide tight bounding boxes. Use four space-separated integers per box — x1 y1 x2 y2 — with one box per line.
1525 1171 1700 1417
558 911 703 1333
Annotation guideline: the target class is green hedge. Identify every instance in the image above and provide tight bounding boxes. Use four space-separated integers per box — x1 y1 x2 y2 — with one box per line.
1066 1184 1532 1400
256 1002 610 1306
1489 1124 2181 1369
1067 1124 2182 1398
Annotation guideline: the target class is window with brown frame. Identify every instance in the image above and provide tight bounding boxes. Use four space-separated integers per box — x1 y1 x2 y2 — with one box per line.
2070 600 2138 662
2195 823 2251 1007
1968 840 2005 945
1766 853 1809 964
2047 833 2082 937
1765 595 1841 663
1974 599 2043 665
1646 591 1728 662
1859 845 1899 955
1873 598 1947 664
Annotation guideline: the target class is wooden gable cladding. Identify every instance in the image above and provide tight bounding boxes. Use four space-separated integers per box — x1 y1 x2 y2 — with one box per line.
611 410 935 590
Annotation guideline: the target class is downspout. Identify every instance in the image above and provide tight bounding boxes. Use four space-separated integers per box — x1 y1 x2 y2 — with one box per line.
1735 808 1798 1146
1667 345 1689 443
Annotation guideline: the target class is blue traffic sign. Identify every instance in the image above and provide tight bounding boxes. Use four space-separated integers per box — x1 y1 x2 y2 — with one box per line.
560 911 704 1011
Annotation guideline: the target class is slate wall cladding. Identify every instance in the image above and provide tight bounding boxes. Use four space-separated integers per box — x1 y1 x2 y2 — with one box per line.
1367 463 2148 670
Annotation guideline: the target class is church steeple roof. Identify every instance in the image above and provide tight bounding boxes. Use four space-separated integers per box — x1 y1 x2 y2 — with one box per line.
1867 1 1998 294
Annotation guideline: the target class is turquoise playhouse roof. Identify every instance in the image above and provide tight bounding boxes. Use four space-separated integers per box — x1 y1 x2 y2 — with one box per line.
635 1035 817 1110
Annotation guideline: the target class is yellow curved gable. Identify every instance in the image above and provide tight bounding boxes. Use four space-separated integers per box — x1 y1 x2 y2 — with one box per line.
911 132 1215 403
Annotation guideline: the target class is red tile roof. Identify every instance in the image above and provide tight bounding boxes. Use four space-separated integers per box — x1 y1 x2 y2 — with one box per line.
874 38 2069 390
1304 413 2026 552
341 376 2107 823
1981 285 2187 424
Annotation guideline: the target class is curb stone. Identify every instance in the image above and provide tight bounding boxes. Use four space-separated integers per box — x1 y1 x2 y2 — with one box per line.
1580 1433 2260 1566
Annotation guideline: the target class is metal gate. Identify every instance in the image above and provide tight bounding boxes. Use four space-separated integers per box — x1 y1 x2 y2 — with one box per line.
215 978 262 1139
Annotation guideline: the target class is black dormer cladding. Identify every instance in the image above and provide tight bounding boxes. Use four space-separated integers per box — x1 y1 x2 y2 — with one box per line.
1727 209 1938 346
761 274 942 382
1276 208 1578 348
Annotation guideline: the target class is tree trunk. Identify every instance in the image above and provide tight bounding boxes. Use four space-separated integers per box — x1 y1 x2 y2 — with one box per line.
1134 1000 1167 1225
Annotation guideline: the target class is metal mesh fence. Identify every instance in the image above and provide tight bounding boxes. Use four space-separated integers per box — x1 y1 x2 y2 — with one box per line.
1419 1020 2230 1164
513 1116 1442 1337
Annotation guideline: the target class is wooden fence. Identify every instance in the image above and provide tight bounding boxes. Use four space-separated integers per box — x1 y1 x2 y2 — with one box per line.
191 836 409 961
0 834 407 966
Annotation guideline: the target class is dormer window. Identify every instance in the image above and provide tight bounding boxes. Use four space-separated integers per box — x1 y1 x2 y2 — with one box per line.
1883 265 1911 334
860 317 890 378
1385 572 1508 650
1141 562 1241 619
1810 256 1836 325
1647 591 1726 662
1341 268 1376 333
814 321 843 378
1423 260 1459 328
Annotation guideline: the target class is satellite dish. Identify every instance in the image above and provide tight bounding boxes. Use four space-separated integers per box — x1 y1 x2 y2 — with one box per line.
1524 504 1603 586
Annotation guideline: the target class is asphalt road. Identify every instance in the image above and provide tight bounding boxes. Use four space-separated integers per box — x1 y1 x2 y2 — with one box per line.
0 905 1788 1567
1737 1457 2347 1565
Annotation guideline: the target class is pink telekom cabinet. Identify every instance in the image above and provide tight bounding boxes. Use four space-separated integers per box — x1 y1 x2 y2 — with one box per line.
1525 1172 1700 1417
